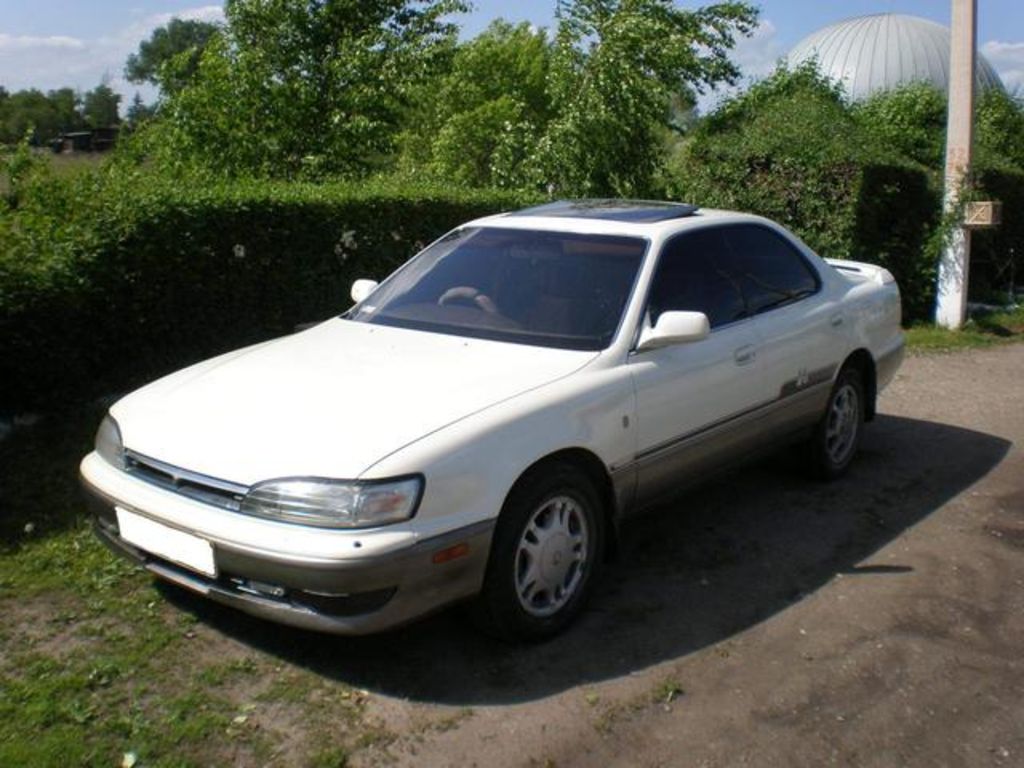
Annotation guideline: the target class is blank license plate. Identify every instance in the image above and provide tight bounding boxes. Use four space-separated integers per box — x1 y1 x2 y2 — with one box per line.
115 507 216 577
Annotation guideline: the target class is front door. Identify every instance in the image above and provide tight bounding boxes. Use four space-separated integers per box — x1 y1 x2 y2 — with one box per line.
627 227 764 509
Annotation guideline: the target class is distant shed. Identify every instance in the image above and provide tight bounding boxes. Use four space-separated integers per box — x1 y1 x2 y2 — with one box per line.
51 127 120 154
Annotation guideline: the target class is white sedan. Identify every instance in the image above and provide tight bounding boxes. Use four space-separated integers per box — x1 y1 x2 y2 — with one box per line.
80 200 904 640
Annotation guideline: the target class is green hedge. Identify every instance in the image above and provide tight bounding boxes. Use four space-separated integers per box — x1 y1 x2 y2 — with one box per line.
852 164 941 321
0 175 537 413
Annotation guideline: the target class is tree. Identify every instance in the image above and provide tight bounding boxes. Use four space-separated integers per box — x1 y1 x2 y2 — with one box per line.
398 20 553 188
851 82 1024 173
0 87 90 144
125 18 220 95
537 0 757 196
48 88 84 133
82 84 121 128
0 89 63 144
156 0 467 178
126 93 157 128
976 88 1024 171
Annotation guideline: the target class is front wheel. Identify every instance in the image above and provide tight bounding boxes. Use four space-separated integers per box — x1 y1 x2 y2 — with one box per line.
808 366 865 480
473 463 604 642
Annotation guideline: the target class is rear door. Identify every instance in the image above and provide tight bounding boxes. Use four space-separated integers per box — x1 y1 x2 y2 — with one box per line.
723 224 845 439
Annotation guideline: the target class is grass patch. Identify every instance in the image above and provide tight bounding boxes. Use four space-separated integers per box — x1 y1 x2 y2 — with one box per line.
1 148 104 196
0 539 381 765
905 305 1024 351
45 152 107 179
0 601 254 767
0 406 390 765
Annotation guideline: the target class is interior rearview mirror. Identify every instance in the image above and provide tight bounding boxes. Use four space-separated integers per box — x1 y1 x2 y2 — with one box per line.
350 279 379 304
636 311 710 352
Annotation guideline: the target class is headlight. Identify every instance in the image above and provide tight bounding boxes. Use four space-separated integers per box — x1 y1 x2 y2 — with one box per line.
239 476 423 529
95 415 124 469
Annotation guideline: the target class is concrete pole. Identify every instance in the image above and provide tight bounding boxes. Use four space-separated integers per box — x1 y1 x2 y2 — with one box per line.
935 0 977 329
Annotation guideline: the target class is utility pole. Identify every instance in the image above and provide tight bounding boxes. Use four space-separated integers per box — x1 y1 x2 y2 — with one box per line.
935 0 977 329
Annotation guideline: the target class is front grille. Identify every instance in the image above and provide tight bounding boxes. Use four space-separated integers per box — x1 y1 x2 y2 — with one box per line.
124 450 247 511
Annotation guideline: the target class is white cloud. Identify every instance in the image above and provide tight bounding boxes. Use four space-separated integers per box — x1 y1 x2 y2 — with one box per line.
732 19 786 79
0 34 85 52
698 19 785 114
981 40 1024 94
0 5 223 111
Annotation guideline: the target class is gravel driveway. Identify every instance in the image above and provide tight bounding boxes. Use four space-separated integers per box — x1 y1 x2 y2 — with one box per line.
166 344 1024 767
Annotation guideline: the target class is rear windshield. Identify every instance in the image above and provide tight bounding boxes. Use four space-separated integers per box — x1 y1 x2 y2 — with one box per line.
347 227 648 350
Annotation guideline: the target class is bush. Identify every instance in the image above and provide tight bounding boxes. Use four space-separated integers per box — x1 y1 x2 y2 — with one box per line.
0 172 536 413
853 83 947 168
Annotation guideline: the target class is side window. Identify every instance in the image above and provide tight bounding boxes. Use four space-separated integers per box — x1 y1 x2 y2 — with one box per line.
724 225 820 314
647 229 747 329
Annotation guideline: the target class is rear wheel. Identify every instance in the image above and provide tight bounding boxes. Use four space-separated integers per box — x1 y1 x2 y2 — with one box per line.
474 463 603 641
808 366 865 480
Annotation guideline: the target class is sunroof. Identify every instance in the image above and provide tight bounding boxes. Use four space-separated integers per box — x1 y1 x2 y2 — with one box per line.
511 199 699 223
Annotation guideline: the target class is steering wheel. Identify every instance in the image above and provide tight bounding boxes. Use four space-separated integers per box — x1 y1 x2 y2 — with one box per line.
437 286 499 315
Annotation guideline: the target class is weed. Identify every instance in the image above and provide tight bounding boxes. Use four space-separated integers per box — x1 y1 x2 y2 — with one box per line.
197 657 260 687
309 746 350 768
592 674 685 735
428 706 475 733
653 677 685 705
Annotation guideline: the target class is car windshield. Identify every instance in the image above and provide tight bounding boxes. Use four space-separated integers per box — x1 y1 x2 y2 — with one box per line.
347 227 648 350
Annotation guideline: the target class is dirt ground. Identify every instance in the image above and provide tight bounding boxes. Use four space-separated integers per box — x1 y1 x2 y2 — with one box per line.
154 343 1023 768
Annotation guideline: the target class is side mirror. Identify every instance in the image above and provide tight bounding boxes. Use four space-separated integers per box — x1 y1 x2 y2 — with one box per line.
350 279 379 304
636 311 710 351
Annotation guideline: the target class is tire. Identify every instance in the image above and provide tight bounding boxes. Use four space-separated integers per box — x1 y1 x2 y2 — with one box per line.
473 462 604 642
808 365 865 480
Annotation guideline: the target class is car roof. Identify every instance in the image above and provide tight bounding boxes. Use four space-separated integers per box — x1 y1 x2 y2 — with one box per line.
465 200 771 238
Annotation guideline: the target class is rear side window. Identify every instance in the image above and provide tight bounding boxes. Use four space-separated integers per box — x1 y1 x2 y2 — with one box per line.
724 225 820 314
647 228 747 329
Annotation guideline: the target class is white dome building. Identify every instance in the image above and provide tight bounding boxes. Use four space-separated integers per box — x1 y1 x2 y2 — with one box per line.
787 13 1004 101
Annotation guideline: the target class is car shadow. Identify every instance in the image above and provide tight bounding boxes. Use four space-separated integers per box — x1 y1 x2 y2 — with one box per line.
159 414 1011 705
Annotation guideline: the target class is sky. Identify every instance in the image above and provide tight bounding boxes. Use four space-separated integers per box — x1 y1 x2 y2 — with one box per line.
0 0 1022 111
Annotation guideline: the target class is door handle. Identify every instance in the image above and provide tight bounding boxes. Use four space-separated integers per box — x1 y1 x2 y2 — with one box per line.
830 313 845 328
734 345 757 366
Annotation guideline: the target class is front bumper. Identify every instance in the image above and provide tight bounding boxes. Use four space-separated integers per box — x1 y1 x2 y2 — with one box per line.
80 454 494 635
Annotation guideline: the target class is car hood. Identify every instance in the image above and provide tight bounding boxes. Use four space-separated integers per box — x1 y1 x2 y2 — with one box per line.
112 319 597 485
